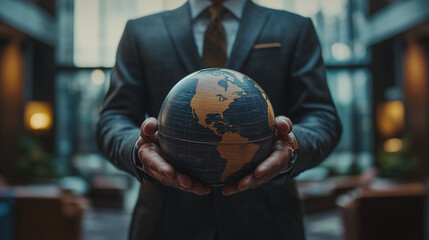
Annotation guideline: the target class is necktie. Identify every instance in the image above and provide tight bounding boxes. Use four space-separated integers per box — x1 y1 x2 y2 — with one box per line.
202 4 227 68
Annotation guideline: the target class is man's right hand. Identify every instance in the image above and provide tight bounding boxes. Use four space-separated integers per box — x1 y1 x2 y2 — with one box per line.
137 117 211 195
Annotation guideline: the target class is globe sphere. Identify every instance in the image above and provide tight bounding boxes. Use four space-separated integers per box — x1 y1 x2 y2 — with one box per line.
158 68 275 186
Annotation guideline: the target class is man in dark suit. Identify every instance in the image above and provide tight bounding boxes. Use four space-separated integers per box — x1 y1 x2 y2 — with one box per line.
96 0 342 239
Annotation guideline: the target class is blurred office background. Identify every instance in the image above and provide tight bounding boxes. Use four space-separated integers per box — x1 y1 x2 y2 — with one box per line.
0 0 428 239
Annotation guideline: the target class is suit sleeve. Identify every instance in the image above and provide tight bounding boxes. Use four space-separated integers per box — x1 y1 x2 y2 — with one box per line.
95 20 146 181
286 18 342 179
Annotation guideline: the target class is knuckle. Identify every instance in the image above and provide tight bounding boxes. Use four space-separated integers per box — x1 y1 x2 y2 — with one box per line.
145 156 154 168
272 161 282 170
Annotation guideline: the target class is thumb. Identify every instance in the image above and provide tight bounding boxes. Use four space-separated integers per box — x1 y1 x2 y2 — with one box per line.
141 117 158 137
275 116 292 137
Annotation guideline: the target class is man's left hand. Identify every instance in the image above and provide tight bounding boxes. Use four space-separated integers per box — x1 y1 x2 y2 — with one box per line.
222 116 294 196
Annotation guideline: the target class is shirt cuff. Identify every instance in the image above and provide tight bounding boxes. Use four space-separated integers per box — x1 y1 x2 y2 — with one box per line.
132 140 155 183
275 131 299 180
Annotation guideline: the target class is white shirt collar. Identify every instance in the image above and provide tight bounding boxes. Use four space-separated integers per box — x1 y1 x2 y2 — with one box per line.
188 0 247 20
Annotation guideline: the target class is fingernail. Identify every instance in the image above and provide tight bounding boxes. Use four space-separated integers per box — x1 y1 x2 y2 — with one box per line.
223 190 235 196
282 119 290 133
194 191 204 196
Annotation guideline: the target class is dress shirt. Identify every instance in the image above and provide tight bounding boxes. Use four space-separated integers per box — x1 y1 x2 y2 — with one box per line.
188 0 247 58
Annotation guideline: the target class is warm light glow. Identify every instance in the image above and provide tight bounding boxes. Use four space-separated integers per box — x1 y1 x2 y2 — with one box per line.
0 41 24 131
377 101 404 137
403 39 428 132
383 138 403 153
404 40 428 96
30 113 51 130
91 69 105 86
0 42 23 103
24 101 53 131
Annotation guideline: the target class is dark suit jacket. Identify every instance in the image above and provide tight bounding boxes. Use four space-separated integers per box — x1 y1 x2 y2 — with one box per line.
96 1 342 239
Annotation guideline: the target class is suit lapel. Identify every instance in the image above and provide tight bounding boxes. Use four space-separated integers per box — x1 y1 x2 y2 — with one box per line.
163 3 203 74
226 1 268 70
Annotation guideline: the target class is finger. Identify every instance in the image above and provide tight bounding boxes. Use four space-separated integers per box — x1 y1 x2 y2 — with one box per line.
188 180 211 195
224 169 282 195
136 136 144 149
222 182 240 196
237 173 254 191
175 171 192 188
148 158 175 179
247 174 276 189
225 173 272 195
275 116 292 137
141 117 158 137
140 147 175 178
153 171 211 195
253 147 290 179
151 171 194 193
238 167 282 191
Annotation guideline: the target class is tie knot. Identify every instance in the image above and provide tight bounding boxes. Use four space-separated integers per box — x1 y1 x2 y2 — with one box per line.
207 4 226 21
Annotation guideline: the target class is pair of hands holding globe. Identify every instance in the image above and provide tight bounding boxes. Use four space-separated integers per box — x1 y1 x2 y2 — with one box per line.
137 116 294 196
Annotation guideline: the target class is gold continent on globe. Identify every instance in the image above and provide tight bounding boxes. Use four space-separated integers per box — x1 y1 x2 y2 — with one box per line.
158 68 275 186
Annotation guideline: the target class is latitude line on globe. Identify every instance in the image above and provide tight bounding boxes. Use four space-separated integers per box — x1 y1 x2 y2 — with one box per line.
158 131 273 145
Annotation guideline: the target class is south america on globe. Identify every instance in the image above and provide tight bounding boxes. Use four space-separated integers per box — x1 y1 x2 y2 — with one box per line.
158 68 275 186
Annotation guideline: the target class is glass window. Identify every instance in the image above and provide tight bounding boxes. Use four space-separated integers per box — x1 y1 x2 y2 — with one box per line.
321 69 373 176
254 0 369 64
74 0 369 66
73 0 186 67
55 69 112 175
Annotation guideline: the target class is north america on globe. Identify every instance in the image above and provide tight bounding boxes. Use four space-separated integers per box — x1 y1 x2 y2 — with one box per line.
190 70 261 181
158 68 275 186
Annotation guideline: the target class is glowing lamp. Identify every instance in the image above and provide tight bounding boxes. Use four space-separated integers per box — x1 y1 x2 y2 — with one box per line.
383 138 403 153
24 101 53 131
376 100 404 138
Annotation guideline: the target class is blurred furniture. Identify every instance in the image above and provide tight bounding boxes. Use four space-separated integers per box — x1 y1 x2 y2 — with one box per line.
12 185 87 240
88 175 128 209
298 169 376 214
0 175 6 188
337 181 425 240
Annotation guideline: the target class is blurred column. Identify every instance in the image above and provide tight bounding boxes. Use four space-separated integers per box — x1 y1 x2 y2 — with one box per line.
403 38 429 180
56 0 74 65
55 0 75 173
0 40 24 182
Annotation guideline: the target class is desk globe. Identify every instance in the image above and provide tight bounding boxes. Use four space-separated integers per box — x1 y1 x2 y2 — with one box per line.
158 68 275 186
